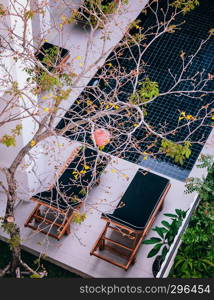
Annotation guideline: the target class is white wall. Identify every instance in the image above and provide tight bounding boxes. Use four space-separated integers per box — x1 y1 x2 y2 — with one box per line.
0 0 39 207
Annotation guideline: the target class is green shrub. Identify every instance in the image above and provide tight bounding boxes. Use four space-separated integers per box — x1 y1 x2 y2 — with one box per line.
143 209 187 260
169 155 214 278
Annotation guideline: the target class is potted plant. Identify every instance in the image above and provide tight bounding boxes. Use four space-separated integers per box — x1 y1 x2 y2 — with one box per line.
72 0 128 29
143 209 187 277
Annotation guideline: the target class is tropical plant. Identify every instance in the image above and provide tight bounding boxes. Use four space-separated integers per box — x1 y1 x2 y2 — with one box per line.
143 209 187 259
185 154 214 201
169 202 214 278
169 155 214 278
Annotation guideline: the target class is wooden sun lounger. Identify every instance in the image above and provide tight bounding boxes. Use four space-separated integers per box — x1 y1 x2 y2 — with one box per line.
90 170 171 270
24 146 109 240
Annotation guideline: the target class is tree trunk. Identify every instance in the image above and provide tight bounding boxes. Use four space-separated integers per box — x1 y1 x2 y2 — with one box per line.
4 170 22 277
10 225 22 277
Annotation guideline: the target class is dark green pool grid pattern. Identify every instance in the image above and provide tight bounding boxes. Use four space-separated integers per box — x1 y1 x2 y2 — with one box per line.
56 0 214 181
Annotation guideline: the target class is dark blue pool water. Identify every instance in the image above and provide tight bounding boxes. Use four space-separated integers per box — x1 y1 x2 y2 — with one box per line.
57 0 214 181
132 0 214 180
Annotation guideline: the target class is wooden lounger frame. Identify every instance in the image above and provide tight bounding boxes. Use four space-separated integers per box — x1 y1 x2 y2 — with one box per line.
24 145 83 240
90 183 171 270
24 202 82 240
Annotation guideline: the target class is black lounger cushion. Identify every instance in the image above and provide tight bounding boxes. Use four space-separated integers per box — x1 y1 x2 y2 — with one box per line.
32 147 109 210
102 170 170 231
33 188 81 210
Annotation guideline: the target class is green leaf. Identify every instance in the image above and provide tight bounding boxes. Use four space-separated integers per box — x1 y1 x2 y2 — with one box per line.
143 237 162 244
201 259 214 267
166 230 176 245
11 124 22 136
175 209 183 217
161 220 171 229
128 77 159 104
164 213 177 218
147 243 162 258
171 0 200 14
185 149 191 158
152 227 166 238
1 135 16 147
161 245 169 259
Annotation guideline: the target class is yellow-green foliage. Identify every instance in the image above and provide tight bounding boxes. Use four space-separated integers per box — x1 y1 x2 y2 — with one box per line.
1 222 21 250
72 212 87 224
171 0 200 14
1 125 22 147
129 78 159 105
74 0 128 28
9 234 21 250
53 88 71 106
41 46 59 67
24 10 35 19
1 135 16 147
0 4 7 16
38 72 60 92
160 139 191 165
30 274 43 278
